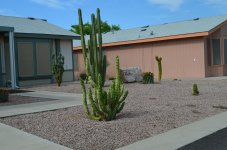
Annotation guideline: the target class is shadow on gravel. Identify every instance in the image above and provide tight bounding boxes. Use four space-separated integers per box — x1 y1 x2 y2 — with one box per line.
117 111 150 119
178 128 227 150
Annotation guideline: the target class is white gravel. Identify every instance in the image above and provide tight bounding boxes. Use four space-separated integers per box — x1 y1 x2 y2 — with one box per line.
1 79 227 150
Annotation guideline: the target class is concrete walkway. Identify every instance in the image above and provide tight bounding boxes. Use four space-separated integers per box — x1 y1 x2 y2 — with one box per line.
0 91 82 117
118 111 227 150
0 123 72 150
0 91 82 150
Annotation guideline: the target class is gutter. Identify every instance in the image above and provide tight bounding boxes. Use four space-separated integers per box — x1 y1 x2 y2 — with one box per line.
73 32 209 51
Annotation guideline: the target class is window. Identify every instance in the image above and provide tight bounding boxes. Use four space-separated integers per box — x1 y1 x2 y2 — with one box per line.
212 39 221 65
73 53 78 71
17 43 34 76
17 40 52 78
36 42 51 75
224 39 227 64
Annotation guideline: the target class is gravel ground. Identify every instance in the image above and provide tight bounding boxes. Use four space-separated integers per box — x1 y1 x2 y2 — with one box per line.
0 95 56 106
24 81 82 93
1 79 227 150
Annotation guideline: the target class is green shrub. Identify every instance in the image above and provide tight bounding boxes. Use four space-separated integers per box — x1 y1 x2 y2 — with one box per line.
80 56 128 121
52 53 64 87
142 72 154 84
0 88 9 102
192 84 199 96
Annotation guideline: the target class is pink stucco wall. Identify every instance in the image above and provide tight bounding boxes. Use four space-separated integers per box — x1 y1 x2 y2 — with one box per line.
74 37 206 80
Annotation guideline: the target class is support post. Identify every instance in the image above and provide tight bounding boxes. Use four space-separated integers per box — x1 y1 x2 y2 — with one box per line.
9 31 17 89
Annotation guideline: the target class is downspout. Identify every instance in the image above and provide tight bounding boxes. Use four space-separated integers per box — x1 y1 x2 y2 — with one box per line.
9 31 18 89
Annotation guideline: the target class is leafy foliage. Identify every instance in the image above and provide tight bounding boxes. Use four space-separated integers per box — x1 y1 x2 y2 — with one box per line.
80 56 128 121
142 72 154 84
192 84 199 96
52 53 64 87
70 21 121 35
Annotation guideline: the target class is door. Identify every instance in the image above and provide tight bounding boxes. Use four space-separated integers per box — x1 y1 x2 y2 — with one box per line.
0 43 2 86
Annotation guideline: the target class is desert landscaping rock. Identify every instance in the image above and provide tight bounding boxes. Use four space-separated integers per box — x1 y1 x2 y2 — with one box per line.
120 67 143 83
1 79 227 149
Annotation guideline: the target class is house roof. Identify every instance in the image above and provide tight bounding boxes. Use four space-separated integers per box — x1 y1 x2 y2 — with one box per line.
73 14 227 49
0 15 79 39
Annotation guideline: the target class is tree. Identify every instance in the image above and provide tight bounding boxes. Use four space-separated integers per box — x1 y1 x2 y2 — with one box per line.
70 20 121 35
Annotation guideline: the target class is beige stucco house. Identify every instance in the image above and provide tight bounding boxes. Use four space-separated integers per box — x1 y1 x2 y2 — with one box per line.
73 14 227 80
0 15 79 88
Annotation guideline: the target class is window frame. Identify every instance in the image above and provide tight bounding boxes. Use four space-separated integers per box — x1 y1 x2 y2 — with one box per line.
211 38 221 66
15 38 53 81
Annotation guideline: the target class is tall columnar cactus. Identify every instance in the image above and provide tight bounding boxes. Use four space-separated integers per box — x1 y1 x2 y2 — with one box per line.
80 56 128 121
78 8 107 86
52 53 64 87
155 56 162 82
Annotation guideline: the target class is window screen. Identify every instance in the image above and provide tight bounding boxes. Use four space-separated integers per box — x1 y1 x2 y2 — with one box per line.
73 53 78 71
212 39 221 65
17 43 34 77
36 42 51 75
224 39 227 64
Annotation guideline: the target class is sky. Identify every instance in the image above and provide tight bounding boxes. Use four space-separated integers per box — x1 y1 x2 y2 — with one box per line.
0 0 227 30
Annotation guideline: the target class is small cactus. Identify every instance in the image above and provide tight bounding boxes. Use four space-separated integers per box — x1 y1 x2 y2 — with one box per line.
142 72 154 84
155 56 162 82
192 84 199 96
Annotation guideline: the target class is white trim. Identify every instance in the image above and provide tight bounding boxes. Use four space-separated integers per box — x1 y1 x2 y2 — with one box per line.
9 31 17 89
0 37 6 74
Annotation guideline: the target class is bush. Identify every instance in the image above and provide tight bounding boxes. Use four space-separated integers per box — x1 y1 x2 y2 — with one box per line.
192 84 199 96
142 72 154 84
0 88 9 102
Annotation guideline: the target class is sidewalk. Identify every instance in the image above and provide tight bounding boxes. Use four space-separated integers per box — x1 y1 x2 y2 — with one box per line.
0 123 72 150
118 111 227 150
0 91 82 150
